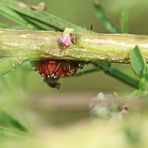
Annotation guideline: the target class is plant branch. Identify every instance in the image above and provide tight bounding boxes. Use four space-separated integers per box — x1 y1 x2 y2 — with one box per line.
93 62 139 89
0 30 148 64
105 68 139 89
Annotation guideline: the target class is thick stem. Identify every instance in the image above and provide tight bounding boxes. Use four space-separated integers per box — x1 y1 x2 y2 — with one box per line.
0 30 148 65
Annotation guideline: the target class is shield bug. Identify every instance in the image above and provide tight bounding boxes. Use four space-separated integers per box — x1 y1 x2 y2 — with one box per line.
34 60 84 89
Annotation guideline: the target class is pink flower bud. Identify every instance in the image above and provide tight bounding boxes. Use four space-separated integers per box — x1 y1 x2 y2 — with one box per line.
59 34 72 48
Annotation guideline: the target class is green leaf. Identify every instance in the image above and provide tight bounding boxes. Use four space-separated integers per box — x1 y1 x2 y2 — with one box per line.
93 61 112 71
93 1 120 33
138 78 148 91
0 1 36 29
93 61 139 89
2 0 89 32
130 46 148 79
0 111 29 132
120 10 128 33
23 16 54 30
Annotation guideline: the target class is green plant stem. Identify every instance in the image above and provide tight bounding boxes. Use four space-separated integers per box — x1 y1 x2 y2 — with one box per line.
120 10 128 33
0 30 148 64
0 111 29 132
75 68 98 76
93 1 120 33
105 68 139 89
93 62 139 89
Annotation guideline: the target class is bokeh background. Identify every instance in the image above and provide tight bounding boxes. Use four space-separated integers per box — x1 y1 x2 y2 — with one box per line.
0 0 148 147
1 0 148 125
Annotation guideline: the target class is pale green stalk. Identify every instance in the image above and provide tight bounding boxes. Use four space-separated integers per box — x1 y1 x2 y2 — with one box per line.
0 30 148 64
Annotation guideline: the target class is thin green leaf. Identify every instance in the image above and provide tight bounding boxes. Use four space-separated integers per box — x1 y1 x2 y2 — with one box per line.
120 10 128 33
0 127 28 137
0 111 29 132
93 1 120 33
142 67 148 81
93 62 139 89
0 1 36 29
23 16 54 30
130 46 148 78
3 0 89 32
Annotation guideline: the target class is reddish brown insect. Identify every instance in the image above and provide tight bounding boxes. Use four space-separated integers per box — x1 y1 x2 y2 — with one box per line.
34 59 84 89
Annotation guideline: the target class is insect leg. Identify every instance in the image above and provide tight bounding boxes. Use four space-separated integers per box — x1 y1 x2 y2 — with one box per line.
45 62 51 78
51 62 62 78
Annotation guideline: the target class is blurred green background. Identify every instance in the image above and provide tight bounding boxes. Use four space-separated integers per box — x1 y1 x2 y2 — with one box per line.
0 0 148 144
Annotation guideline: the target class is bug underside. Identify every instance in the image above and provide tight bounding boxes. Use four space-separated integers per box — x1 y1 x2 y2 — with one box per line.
34 60 84 89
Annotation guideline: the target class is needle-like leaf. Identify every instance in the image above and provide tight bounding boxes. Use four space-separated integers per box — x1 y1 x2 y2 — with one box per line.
130 46 148 79
2 0 89 32
120 10 128 33
93 1 120 33
0 1 36 29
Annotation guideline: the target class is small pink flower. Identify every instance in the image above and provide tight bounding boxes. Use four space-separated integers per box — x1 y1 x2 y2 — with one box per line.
59 34 72 48
58 28 74 48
